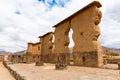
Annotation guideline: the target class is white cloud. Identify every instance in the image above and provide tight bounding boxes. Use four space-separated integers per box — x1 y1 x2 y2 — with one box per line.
0 0 120 52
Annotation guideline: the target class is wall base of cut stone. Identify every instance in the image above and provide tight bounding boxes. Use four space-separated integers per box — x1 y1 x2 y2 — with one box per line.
48 53 70 64
26 54 41 63
73 51 103 67
41 54 49 63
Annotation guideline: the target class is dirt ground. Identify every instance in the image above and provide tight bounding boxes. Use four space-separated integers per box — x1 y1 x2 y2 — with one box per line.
8 63 120 80
0 62 15 80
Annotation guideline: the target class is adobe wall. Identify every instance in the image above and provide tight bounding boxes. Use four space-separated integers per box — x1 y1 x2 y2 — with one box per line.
8 54 41 63
52 1 103 67
40 32 53 63
71 2 103 67
27 42 41 55
8 55 24 63
26 54 41 63
52 21 70 64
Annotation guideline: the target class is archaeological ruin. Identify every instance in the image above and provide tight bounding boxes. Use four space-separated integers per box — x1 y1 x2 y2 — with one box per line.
39 32 53 63
8 1 103 68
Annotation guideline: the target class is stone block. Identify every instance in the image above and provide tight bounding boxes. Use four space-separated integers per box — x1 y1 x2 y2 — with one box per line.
35 61 44 66
55 63 67 70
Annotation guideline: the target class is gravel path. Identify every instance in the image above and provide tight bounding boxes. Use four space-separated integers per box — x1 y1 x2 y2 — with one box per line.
8 63 120 80
0 62 15 80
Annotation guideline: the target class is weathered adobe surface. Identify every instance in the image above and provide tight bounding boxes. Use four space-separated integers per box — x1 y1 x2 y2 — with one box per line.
27 42 41 55
39 32 53 62
53 1 103 67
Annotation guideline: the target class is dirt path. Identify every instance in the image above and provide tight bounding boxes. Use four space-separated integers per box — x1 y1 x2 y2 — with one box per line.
0 62 15 80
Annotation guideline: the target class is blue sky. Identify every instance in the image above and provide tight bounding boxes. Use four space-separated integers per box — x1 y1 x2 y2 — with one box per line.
0 0 120 52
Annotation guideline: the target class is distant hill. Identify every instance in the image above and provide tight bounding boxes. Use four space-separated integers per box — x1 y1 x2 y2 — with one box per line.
0 50 26 55
102 46 120 54
13 50 26 55
0 51 13 55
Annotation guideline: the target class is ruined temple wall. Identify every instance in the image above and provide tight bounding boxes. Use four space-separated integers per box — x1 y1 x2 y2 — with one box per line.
53 21 70 54
52 21 70 64
27 43 33 54
40 32 53 55
27 42 41 55
32 43 41 55
52 1 103 67
40 32 53 62
71 3 103 67
71 6 102 52
26 55 41 63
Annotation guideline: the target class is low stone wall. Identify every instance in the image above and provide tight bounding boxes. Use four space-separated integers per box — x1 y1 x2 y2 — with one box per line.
8 55 26 63
3 61 26 80
106 57 120 64
8 54 41 63
48 53 70 64
26 55 41 63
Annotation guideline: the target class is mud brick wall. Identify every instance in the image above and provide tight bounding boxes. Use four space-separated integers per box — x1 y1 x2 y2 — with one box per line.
26 54 41 63
71 1 103 67
53 20 70 54
73 52 100 67
27 42 41 55
8 55 24 63
53 20 70 64
53 1 103 67
39 32 53 63
48 53 70 64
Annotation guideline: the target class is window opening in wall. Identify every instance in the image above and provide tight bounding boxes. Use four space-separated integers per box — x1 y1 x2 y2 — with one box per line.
38 56 39 58
82 57 85 62
81 32 83 36
38 46 40 50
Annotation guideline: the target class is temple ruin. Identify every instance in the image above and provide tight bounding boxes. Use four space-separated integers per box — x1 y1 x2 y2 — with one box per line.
39 32 53 63
9 1 103 67
27 42 41 55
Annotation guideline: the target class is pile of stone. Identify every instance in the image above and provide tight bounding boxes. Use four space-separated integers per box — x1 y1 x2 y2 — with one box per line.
35 61 44 66
55 63 67 70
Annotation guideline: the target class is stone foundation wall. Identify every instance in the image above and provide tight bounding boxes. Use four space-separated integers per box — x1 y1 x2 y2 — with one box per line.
8 55 24 63
26 55 41 63
106 58 120 64
8 54 41 63
49 53 70 64
73 52 101 67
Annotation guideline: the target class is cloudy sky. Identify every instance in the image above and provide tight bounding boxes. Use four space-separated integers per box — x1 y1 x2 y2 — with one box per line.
0 0 120 52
